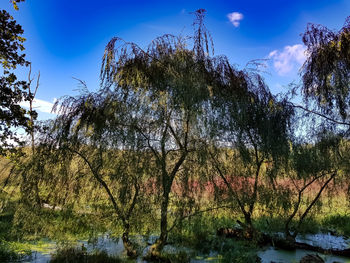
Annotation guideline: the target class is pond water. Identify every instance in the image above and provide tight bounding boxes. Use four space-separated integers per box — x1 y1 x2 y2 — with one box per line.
295 232 350 250
257 232 350 263
20 235 126 263
258 247 350 263
18 232 350 263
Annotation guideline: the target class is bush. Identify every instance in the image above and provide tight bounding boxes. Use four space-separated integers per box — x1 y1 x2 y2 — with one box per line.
219 240 260 263
322 214 350 236
0 241 31 262
50 246 122 263
161 250 190 263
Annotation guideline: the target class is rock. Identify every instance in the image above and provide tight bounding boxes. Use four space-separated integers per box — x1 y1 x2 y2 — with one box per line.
299 254 324 263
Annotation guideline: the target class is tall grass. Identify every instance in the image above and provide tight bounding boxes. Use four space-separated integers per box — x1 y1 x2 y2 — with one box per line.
50 246 123 263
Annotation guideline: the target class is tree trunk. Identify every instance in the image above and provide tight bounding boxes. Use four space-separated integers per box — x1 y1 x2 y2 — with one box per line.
240 213 258 240
244 212 252 228
122 223 137 257
148 192 169 257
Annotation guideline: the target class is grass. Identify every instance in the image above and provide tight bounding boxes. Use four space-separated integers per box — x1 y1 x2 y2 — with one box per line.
0 181 349 262
322 213 350 236
145 250 191 263
218 240 260 263
0 240 32 262
166 213 261 263
50 246 124 263
254 215 322 235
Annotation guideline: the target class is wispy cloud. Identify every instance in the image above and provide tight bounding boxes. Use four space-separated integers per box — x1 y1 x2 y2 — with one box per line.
268 44 306 75
227 12 244 27
20 98 56 114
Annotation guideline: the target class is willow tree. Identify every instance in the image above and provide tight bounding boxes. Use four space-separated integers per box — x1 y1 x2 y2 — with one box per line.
298 17 350 221
301 16 350 127
279 132 342 244
209 64 293 236
101 9 219 256
38 85 151 257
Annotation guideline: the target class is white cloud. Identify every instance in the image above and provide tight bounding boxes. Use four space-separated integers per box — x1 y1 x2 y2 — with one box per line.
268 44 306 75
20 98 56 114
227 12 244 27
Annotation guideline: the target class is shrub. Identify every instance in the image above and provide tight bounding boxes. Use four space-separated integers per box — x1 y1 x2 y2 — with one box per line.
0 241 31 262
50 246 122 263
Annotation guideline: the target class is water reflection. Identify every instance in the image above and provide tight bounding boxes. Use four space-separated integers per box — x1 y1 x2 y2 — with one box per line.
19 232 350 263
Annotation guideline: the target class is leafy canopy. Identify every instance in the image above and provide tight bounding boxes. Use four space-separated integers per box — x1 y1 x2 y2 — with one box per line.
0 0 31 155
302 16 350 122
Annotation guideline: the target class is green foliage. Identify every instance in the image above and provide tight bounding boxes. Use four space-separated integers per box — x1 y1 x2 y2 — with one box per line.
11 203 108 242
302 16 350 121
254 216 286 233
174 215 218 253
168 212 238 255
322 214 350 236
292 132 342 178
98 9 226 253
296 217 321 235
0 240 31 262
0 9 27 69
0 0 31 155
219 240 259 263
1 9 350 263
11 0 25 11
50 246 123 263
156 250 191 263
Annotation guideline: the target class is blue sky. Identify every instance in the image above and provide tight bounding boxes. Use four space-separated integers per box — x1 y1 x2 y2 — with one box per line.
1 0 350 119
